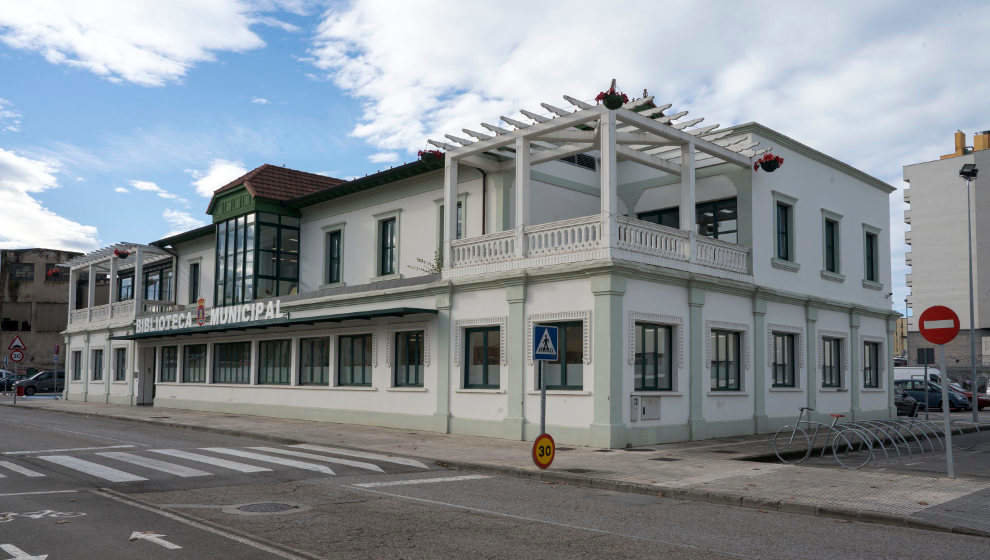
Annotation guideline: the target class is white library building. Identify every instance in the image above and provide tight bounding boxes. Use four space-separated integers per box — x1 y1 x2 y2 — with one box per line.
61 88 898 448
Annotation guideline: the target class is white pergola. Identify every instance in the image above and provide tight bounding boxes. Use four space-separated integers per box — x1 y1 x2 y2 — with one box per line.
64 242 173 322
432 90 767 269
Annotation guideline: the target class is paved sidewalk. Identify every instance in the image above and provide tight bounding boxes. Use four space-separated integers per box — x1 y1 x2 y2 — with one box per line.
4 397 989 538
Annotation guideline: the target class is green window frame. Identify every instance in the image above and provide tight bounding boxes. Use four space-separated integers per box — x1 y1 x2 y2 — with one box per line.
864 341 880 388
189 262 200 304
464 326 500 389
299 337 329 385
635 323 672 391
326 230 342 284
92 349 103 381
71 350 81 381
113 348 127 381
257 339 291 385
117 274 133 301
864 231 878 282
776 202 792 261
338 334 372 386
538 322 584 390
379 217 396 276
182 344 207 383
710 330 741 391
772 333 796 387
214 213 300 305
822 337 842 388
160 346 178 382
394 331 424 387
213 342 251 384
824 218 838 273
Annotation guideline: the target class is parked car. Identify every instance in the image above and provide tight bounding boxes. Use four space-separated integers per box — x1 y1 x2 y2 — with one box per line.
0 369 28 391
14 370 65 396
894 386 919 417
948 382 989 410
894 379 971 411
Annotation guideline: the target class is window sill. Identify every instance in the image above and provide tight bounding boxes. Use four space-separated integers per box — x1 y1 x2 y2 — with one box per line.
329 386 378 391
862 279 883 291
631 391 682 397
372 273 402 283
387 387 428 392
456 388 504 394
820 270 845 283
204 383 254 388
319 282 346 290
820 387 848 392
111 381 128 385
89 380 104 384
706 391 749 397
769 387 803 392
771 258 800 272
526 390 591 396
861 388 886 393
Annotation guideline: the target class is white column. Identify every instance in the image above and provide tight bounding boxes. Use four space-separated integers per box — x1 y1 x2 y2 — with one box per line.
599 111 618 248
67 268 77 324
442 157 458 270
109 254 119 317
515 136 531 257
290 336 300 385
680 142 696 261
134 246 145 319
86 264 96 321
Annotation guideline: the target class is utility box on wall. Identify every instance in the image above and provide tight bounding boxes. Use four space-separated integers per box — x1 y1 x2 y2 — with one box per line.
630 395 661 422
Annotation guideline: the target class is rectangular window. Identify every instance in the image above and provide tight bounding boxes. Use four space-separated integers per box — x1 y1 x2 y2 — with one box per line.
637 207 680 229
113 348 127 381
92 349 103 381
379 217 397 276
464 326 501 389
216 213 297 305
710 330 741 391
634 323 673 391
776 202 792 261
338 334 372 386
865 231 878 282
45 264 68 282
182 344 207 383
71 350 81 381
695 197 738 243
258 339 291 385
394 331 424 387
160 346 178 382
824 218 838 273
189 262 200 303
438 202 464 262
299 337 329 385
539 322 584 390
144 269 161 301
772 333 796 387
8 263 34 281
118 275 133 301
822 337 842 388
916 347 934 365
864 342 880 388
213 342 251 384
326 230 342 284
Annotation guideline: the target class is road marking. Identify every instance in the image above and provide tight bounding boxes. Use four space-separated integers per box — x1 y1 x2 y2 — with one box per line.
0 490 77 498
129 531 181 550
148 449 272 473
37 455 147 483
248 447 384 473
3 444 135 456
0 461 46 478
97 452 211 478
7 422 144 446
202 448 335 476
0 543 47 560
291 444 430 470
353 474 491 488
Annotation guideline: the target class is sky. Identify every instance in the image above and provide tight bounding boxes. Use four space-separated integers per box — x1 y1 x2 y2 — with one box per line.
2 0 989 313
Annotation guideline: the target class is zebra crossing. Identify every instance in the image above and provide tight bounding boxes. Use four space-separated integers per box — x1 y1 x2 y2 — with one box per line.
0 444 431 484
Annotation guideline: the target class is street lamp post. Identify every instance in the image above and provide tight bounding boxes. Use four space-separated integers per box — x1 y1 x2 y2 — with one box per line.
960 163 979 422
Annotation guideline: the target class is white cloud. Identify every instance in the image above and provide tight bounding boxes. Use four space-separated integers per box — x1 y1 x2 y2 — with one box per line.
0 98 22 132
129 179 164 193
0 0 270 86
187 159 248 197
309 1 990 310
251 97 271 104
0 147 99 251
114 186 129 193
162 208 207 237
368 152 399 164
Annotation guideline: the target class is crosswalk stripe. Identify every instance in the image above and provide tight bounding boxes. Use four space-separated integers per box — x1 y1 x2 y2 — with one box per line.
97 452 212 478
202 448 335 476
148 449 272 473
0 460 46 478
248 447 385 473
38 455 147 482
291 444 430 470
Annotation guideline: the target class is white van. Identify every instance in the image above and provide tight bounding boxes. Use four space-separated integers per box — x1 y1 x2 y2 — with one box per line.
893 366 942 385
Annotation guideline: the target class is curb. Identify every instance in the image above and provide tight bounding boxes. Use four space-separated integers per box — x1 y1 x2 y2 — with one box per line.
5 402 988 539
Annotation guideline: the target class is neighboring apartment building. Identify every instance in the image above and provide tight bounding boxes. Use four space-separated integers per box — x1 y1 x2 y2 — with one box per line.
1 248 81 373
903 131 990 388
61 91 897 448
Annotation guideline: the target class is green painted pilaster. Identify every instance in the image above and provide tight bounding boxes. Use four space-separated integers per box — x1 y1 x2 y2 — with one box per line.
688 284 706 440
805 304 818 416
504 279 527 440
849 311 861 421
82 333 90 402
886 317 897 418
752 295 769 432
590 273 626 448
434 291 452 433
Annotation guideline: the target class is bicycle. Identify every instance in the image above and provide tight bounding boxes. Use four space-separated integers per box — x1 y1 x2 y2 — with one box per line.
770 407 875 469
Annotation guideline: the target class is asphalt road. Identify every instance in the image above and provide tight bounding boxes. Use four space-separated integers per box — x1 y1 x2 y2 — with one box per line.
2 406 989 559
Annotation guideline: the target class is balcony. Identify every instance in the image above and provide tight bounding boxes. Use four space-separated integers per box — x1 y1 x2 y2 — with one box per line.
905 273 912 287
903 209 911 225
903 188 911 204
904 230 912 245
446 214 750 279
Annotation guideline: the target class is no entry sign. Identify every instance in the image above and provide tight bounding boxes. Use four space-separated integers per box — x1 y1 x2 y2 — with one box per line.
919 306 960 345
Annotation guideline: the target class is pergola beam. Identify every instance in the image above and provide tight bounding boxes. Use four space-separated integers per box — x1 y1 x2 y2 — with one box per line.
615 109 750 167
616 145 681 175
530 143 596 165
446 108 602 158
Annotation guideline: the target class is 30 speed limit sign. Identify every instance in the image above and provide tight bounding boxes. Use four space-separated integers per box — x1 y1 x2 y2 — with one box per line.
532 433 555 469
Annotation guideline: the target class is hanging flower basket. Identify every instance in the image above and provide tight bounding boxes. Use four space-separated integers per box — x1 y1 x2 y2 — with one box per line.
595 79 629 110
113 248 130 259
418 149 444 163
754 152 784 173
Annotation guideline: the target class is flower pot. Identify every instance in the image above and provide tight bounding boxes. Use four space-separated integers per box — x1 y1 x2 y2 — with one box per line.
603 94 625 110
759 159 780 172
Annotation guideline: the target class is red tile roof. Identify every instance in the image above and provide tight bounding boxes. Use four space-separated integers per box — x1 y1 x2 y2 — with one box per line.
213 164 345 201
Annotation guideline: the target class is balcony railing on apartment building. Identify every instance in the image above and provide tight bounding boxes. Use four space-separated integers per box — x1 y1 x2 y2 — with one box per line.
69 299 172 325
447 214 750 277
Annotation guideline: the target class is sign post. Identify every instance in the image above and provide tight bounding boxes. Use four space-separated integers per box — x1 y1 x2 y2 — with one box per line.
919 305 961 479
532 325 559 469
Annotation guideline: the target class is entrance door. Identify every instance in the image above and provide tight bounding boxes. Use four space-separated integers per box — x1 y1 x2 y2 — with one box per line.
137 347 156 405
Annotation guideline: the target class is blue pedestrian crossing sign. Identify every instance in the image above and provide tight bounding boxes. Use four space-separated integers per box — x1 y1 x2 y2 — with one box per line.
533 325 559 361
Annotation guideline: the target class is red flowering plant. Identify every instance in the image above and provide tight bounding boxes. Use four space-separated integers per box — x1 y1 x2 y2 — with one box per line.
418 149 444 162
754 152 784 173
113 248 130 259
595 79 629 110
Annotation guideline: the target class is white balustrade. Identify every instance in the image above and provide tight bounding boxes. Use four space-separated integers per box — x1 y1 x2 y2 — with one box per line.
524 215 601 257
70 309 88 324
450 230 516 267
112 300 135 318
616 216 689 260
695 236 750 273
89 304 110 322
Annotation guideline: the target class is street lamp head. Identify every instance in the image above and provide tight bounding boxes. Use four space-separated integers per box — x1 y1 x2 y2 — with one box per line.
960 163 978 180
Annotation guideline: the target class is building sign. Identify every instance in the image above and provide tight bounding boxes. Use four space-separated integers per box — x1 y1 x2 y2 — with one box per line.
135 300 285 335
